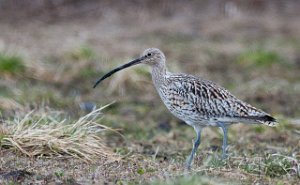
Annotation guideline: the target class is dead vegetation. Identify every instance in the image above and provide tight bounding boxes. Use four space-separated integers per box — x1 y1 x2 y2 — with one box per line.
0 105 118 162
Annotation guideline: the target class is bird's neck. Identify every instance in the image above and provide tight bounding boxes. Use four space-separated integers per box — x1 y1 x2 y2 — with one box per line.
151 63 166 88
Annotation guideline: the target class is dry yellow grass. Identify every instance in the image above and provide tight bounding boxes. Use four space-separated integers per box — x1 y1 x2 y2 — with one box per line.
0 104 119 162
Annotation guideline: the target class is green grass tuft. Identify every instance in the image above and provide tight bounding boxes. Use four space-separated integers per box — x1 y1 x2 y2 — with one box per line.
54 170 65 179
0 53 25 75
137 168 145 175
264 154 292 178
241 154 294 178
253 125 266 133
70 46 96 60
205 155 226 168
237 49 281 67
150 175 230 185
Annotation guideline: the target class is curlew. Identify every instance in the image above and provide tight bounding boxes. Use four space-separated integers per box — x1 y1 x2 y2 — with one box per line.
93 48 277 169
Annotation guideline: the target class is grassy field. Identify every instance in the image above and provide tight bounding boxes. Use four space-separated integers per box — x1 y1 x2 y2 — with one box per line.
0 1 300 184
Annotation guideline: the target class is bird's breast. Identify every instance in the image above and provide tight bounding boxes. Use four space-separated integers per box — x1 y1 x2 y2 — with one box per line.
156 86 208 125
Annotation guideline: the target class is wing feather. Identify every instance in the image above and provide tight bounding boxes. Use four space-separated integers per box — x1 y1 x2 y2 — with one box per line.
166 74 277 126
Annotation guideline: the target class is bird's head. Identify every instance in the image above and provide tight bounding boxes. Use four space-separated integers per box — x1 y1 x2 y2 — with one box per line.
140 48 165 66
93 48 165 88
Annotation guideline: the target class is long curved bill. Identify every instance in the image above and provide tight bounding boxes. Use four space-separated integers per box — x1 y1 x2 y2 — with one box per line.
93 57 144 88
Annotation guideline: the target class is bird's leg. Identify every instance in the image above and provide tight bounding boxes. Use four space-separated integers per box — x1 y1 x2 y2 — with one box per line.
217 122 228 159
185 126 202 169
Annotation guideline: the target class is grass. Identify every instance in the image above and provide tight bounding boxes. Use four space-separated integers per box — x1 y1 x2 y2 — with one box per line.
1 44 299 184
237 48 281 67
1 2 300 184
0 53 25 75
0 105 118 162
205 155 227 168
69 46 96 60
150 175 230 185
239 154 298 178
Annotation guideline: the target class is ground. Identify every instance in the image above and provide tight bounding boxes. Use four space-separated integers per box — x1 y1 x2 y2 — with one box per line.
0 1 300 184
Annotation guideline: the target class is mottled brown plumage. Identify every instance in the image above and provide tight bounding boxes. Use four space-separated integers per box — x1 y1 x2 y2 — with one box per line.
158 73 276 127
94 48 277 169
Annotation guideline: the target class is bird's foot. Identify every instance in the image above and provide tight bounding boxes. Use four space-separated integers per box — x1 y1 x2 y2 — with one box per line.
221 152 228 160
185 164 192 171
221 146 228 160
185 155 193 170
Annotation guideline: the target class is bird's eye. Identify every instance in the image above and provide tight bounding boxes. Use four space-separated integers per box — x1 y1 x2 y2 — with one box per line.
147 53 151 57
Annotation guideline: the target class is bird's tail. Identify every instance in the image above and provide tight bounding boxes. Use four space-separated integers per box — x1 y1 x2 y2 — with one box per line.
238 115 277 126
255 115 277 126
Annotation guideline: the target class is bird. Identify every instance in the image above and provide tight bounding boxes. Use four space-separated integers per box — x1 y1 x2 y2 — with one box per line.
93 48 277 169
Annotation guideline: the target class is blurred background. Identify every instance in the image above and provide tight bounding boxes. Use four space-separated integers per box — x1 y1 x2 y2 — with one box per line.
0 0 300 183
0 0 299 118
